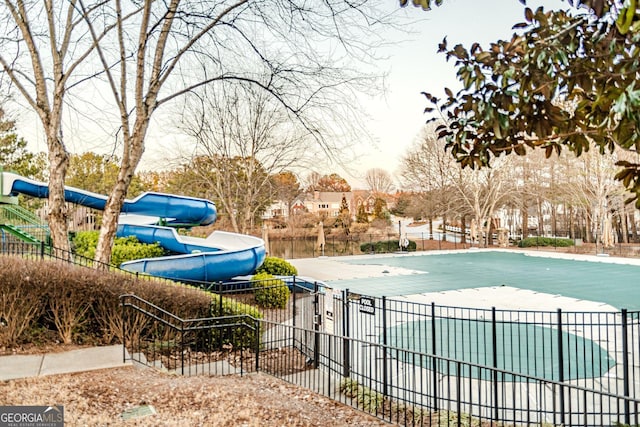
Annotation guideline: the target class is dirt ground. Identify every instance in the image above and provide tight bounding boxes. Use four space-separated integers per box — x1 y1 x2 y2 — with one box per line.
0 365 391 426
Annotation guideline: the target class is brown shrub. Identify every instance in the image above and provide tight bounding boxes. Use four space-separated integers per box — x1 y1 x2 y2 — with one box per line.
0 255 213 349
0 257 47 347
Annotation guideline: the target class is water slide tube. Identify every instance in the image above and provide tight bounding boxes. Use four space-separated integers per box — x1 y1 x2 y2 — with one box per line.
1 172 266 282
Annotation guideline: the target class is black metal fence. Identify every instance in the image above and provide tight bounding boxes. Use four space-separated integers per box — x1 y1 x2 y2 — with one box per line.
122 283 640 426
314 286 640 401
120 294 261 376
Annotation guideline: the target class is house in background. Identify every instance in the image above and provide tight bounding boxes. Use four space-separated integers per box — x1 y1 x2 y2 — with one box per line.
297 191 353 218
352 190 377 216
263 190 399 222
261 200 290 220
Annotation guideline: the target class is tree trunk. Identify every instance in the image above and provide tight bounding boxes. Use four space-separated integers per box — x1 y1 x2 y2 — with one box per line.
631 213 639 243
585 214 593 243
428 217 433 240
95 187 128 268
568 206 574 239
621 211 629 244
521 206 528 240
94 128 147 267
536 200 544 236
460 215 467 244
441 214 447 242
46 132 71 256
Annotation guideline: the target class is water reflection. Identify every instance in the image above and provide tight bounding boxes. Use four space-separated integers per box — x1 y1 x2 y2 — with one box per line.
268 237 361 259
266 233 466 259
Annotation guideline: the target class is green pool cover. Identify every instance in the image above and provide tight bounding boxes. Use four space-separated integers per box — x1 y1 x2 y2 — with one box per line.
334 251 640 310
386 318 616 381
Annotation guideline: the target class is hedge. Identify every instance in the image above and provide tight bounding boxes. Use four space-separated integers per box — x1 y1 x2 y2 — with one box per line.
255 256 298 276
518 237 574 248
0 255 261 349
360 239 417 253
251 272 291 309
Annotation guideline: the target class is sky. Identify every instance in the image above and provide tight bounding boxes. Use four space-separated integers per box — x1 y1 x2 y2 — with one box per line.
14 0 568 189
343 0 567 187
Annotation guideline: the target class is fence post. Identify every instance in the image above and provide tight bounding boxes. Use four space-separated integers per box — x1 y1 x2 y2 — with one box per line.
121 296 127 363
255 318 260 373
180 321 185 376
622 309 630 424
291 276 298 329
313 281 320 369
382 296 388 397
492 307 499 422
557 308 565 426
431 302 438 411
292 277 297 349
40 240 45 260
342 289 351 378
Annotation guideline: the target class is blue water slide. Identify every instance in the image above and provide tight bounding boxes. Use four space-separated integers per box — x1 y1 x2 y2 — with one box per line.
117 224 221 254
3 173 217 226
119 230 266 283
2 172 266 282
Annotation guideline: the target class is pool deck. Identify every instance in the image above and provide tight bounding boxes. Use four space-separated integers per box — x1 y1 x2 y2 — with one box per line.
289 249 625 312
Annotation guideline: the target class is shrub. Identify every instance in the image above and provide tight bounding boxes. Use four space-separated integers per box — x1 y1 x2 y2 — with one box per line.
44 268 95 344
209 294 263 350
72 231 166 266
0 258 46 347
72 230 100 258
518 237 574 248
255 256 297 276
251 272 290 309
349 223 369 234
360 239 417 253
0 255 263 349
339 378 384 414
110 236 165 266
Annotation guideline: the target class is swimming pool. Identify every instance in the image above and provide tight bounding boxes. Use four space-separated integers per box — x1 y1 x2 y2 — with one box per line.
332 251 640 310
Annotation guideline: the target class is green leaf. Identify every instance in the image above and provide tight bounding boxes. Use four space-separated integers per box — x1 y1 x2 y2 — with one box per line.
615 0 636 34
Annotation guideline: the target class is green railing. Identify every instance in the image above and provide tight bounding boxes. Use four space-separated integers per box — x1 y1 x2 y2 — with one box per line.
0 224 40 243
0 204 50 243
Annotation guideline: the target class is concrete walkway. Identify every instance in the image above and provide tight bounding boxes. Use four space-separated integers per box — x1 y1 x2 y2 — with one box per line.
0 345 130 381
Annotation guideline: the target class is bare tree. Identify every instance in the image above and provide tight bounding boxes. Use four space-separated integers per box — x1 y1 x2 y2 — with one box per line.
561 147 624 244
400 125 512 245
271 171 302 218
0 0 112 253
87 0 402 265
365 168 394 195
399 125 458 239
303 172 323 193
177 82 311 233
3 1 402 265
450 163 512 247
